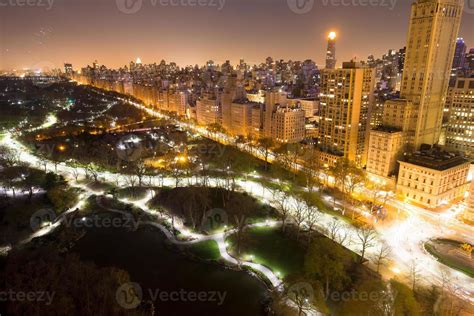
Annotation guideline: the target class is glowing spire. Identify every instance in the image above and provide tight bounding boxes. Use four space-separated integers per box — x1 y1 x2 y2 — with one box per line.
136 57 142 64
328 31 337 40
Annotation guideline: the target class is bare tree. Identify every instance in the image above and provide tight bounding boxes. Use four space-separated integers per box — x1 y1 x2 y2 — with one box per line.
86 163 99 182
336 230 351 247
373 243 391 273
288 286 313 316
125 175 138 188
0 146 20 168
171 168 182 188
326 218 342 240
257 137 274 171
134 160 147 187
409 259 420 292
305 207 320 243
356 225 377 263
293 200 308 241
275 191 291 233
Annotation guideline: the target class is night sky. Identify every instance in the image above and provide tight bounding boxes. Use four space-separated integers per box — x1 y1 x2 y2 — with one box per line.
1 0 473 70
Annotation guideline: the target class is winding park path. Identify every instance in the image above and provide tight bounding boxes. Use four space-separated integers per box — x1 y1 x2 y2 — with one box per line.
1 128 473 306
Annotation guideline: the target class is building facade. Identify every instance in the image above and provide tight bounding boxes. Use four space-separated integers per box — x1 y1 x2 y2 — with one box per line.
446 77 474 159
397 150 469 208
272 105 305 143
319 62 375 167
400 0 463 148
325 32 337 70
367 127 404 178
196 93 221 126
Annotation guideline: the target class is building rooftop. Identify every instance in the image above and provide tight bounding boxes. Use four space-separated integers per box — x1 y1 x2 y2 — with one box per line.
372 125 402 133
403 148 468 171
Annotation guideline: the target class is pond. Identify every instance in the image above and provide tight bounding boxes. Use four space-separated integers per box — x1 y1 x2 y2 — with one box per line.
71 225 270 315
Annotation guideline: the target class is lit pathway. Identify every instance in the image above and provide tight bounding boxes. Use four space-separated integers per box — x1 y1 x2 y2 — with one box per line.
1 130 473 305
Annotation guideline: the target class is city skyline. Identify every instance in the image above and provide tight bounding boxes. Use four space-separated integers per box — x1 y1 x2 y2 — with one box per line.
1 0 474 70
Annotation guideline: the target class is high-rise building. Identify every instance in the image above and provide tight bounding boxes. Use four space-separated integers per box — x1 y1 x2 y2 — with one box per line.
465 48 474 72
196 92 221 126
450 38 467 86
229 101 255 137
64 63 73 76
318 62 375 167
400 0 464 149
250 104 264 140
452 38 467 69
325 32 337 70
446 77 474 159
367 127 404 179
263 90 287 138
271 104 306 143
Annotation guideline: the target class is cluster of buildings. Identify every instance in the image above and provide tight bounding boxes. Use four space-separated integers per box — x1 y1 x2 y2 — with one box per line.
67 0 473 215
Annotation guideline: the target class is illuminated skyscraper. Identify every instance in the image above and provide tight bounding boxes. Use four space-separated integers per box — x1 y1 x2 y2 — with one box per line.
445 77 474 159
319 62 375 167
325 32 337 70
452 38 467 69
400 0 464 148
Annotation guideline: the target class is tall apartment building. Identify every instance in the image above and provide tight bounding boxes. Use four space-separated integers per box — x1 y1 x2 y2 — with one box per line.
400 0 463 149
325 32 337 70
367 99 415 178
445 77 474 159
250 104 264 139
221 75 247 133
271 104 305 143
367 127 404 179
196 92 221 126
228 101 256 137
318 62 375 167
397 149 469 209
168 91 189 116
64 63 73 76
263 90 288 138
